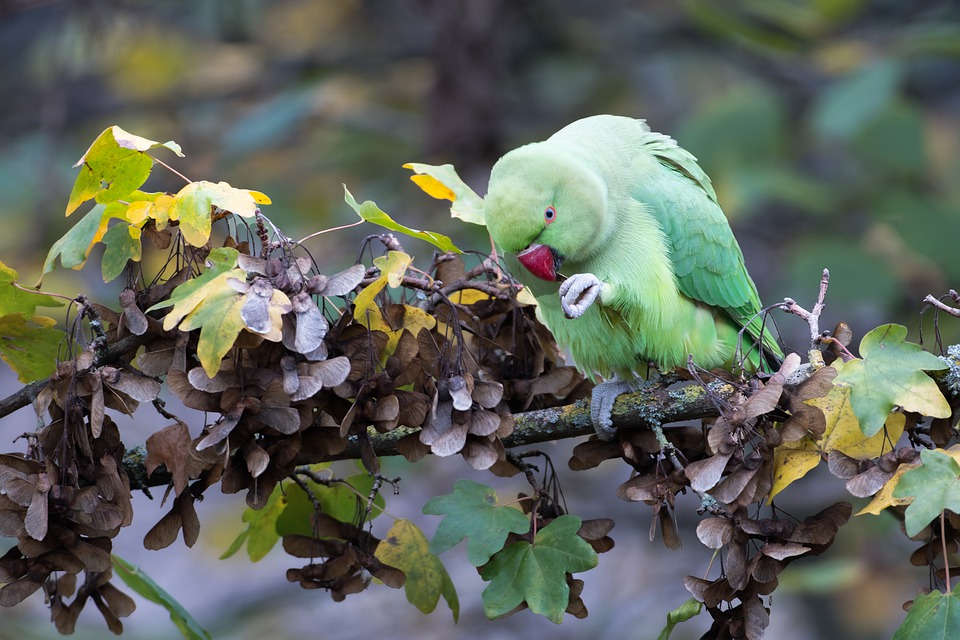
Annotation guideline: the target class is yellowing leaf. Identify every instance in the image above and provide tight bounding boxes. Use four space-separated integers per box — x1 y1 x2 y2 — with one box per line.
857 464 917 516
859 445 960 518
66 126 181 217
170 181 263 247
835 324 950 437
375 519 460 621
768 437 821 503
409 174 455 201
109 126 184 157
248 190 272 205
810 383 906 459
770 382 907 503
449 289 493 305
373 251 413 289
404 162 486 226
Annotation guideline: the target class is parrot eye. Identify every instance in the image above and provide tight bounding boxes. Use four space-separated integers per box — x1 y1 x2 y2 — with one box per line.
544 206 557 224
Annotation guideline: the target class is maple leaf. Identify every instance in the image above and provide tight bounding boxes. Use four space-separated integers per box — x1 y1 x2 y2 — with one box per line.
835 324 949 437
893 589 960 640
479 515 598 624
893 448 960 537
374 519 460 621
170 181 267 248
768 382 908 503
423 479 530 566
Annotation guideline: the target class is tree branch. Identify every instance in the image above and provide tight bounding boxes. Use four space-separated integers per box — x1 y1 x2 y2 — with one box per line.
0 332 155 419
123 377 738 490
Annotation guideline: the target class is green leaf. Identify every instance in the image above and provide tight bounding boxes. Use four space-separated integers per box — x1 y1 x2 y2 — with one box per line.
344 185 462 254
179 273 247 377
423 479 530 566
0 313 65 382
835 324 950 437
0 261 63 316
111 555 211 640
40 204 107 281
148 247 240 314
67 128 154 215
893 449 960 537
375 519 460 621
659 597 704 640
170 181 263 248
221 485 287 562
479 515 598 623
148 247 246 377
403 162 486 226
276 472 385 537
101 223 143 282
811 59 902 139
893 589 960 640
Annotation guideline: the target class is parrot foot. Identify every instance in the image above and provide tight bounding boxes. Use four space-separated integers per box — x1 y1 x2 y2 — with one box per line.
559 273 603 319
590 377 643 440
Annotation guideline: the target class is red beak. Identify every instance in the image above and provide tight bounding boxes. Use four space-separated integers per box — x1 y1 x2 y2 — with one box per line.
516 244 562 282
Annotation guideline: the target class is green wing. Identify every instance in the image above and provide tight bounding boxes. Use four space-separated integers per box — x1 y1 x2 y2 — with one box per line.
636 131 783 368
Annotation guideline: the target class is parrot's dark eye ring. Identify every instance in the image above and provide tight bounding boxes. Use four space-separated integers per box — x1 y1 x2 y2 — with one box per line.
544 206 557 224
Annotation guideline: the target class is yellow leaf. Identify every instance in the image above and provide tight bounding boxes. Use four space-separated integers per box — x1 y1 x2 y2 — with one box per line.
354 276 389 333
856 444 960 517
768 437 821 503
810 384 906 459
856 464 916 516
403 162 486 226
248 190 272 205
516 286 538 306
409 174 456 201
449 289 493 305
373 251 413 288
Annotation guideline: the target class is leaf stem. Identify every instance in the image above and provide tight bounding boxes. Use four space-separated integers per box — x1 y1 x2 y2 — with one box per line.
153 156 192 185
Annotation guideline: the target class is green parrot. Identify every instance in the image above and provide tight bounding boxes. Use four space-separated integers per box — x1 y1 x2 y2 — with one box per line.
483 115 782 439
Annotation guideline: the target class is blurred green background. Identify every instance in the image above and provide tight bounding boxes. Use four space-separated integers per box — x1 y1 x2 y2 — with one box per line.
2 1 959 638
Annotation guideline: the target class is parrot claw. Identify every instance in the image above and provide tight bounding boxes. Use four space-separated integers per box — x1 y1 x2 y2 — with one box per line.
590 377 643 440
559 273 603 319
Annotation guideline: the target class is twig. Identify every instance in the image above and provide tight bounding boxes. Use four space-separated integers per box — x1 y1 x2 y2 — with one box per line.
924 291 960 319
780 268 830 350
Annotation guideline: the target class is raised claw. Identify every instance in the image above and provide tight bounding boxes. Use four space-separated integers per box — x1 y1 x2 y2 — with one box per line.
559 272 603 319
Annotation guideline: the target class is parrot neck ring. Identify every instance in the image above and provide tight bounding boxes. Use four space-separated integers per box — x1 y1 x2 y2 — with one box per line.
516 243 563 282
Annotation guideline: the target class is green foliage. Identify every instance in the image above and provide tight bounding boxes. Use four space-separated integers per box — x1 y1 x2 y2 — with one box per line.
811 59 903 139
111 555 211 640
276 472 385 535
893 589 960 640
220 484 287 562
893 449 960 537
479 515 598 624
375 519 460 621
835 324 950 436
343 186 462 253
659 597 704 639
423 479 530 566
0 260 64 382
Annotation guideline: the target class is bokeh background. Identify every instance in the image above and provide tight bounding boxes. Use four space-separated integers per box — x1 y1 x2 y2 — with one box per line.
1 1 959 638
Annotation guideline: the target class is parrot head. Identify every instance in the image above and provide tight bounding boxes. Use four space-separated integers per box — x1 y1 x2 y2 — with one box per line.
484 144 610 282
